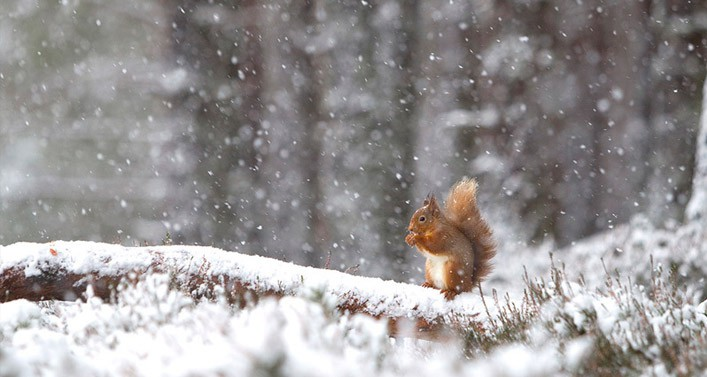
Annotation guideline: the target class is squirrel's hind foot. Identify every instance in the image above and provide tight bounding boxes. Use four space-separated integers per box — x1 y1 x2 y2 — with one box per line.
441 289 458 300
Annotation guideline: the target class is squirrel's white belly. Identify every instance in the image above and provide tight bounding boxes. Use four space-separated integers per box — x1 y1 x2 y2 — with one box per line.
425 253 449 290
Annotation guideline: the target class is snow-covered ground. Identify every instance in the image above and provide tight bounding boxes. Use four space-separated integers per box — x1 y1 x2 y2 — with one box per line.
1 219 706 376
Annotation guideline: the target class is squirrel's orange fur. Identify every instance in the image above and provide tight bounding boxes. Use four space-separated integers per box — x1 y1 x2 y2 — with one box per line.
405 178 496 300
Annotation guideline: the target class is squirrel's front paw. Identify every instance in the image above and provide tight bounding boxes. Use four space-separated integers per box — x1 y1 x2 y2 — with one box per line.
421 281 435 289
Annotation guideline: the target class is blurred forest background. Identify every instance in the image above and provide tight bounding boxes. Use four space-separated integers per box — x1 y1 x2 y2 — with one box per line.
1 0 706 280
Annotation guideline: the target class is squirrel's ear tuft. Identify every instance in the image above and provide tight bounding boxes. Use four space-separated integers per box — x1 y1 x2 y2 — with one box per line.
427 194 440 214
423 193 433 206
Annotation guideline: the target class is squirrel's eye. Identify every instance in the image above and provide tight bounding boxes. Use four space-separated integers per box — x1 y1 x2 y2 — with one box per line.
418 216 426 222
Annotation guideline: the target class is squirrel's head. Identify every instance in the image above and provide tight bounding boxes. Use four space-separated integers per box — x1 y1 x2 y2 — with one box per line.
407 194 441 236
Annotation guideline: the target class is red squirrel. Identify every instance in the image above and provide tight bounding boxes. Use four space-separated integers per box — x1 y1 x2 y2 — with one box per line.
405 178 496 300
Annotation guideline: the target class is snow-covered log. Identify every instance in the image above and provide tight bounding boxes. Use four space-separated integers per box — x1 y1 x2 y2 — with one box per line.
0 241 480 338
686 67 707 223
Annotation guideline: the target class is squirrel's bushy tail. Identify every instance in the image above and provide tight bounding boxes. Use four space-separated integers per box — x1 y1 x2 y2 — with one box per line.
445 178 497 288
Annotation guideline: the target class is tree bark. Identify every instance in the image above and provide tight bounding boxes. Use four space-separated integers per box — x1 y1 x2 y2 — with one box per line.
0 241 479 339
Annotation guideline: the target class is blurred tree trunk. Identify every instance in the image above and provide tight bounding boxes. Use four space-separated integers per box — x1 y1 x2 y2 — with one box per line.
544 2 602 243
305 0 421 278
593 1 651 232
411 0 460 196
258 0 326 266
169 0 265 250
337 0 423 278
643 1 705 226
369 0 420 278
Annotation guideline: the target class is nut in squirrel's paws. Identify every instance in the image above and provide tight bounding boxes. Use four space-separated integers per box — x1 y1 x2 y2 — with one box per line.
405 232 417 246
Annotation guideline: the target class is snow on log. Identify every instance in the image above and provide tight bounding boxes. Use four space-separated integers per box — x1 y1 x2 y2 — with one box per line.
0 241 481 337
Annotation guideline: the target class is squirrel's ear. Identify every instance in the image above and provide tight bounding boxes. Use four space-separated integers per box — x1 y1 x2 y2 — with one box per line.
427 194 440 214
423 193 433 206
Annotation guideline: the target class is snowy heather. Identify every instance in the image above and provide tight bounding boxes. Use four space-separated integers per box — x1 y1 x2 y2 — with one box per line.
0 272 555 377
0 280 391 377
527 263 707 375
0 271 467 377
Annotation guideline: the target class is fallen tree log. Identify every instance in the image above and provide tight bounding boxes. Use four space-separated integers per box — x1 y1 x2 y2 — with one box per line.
0 241 481 338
